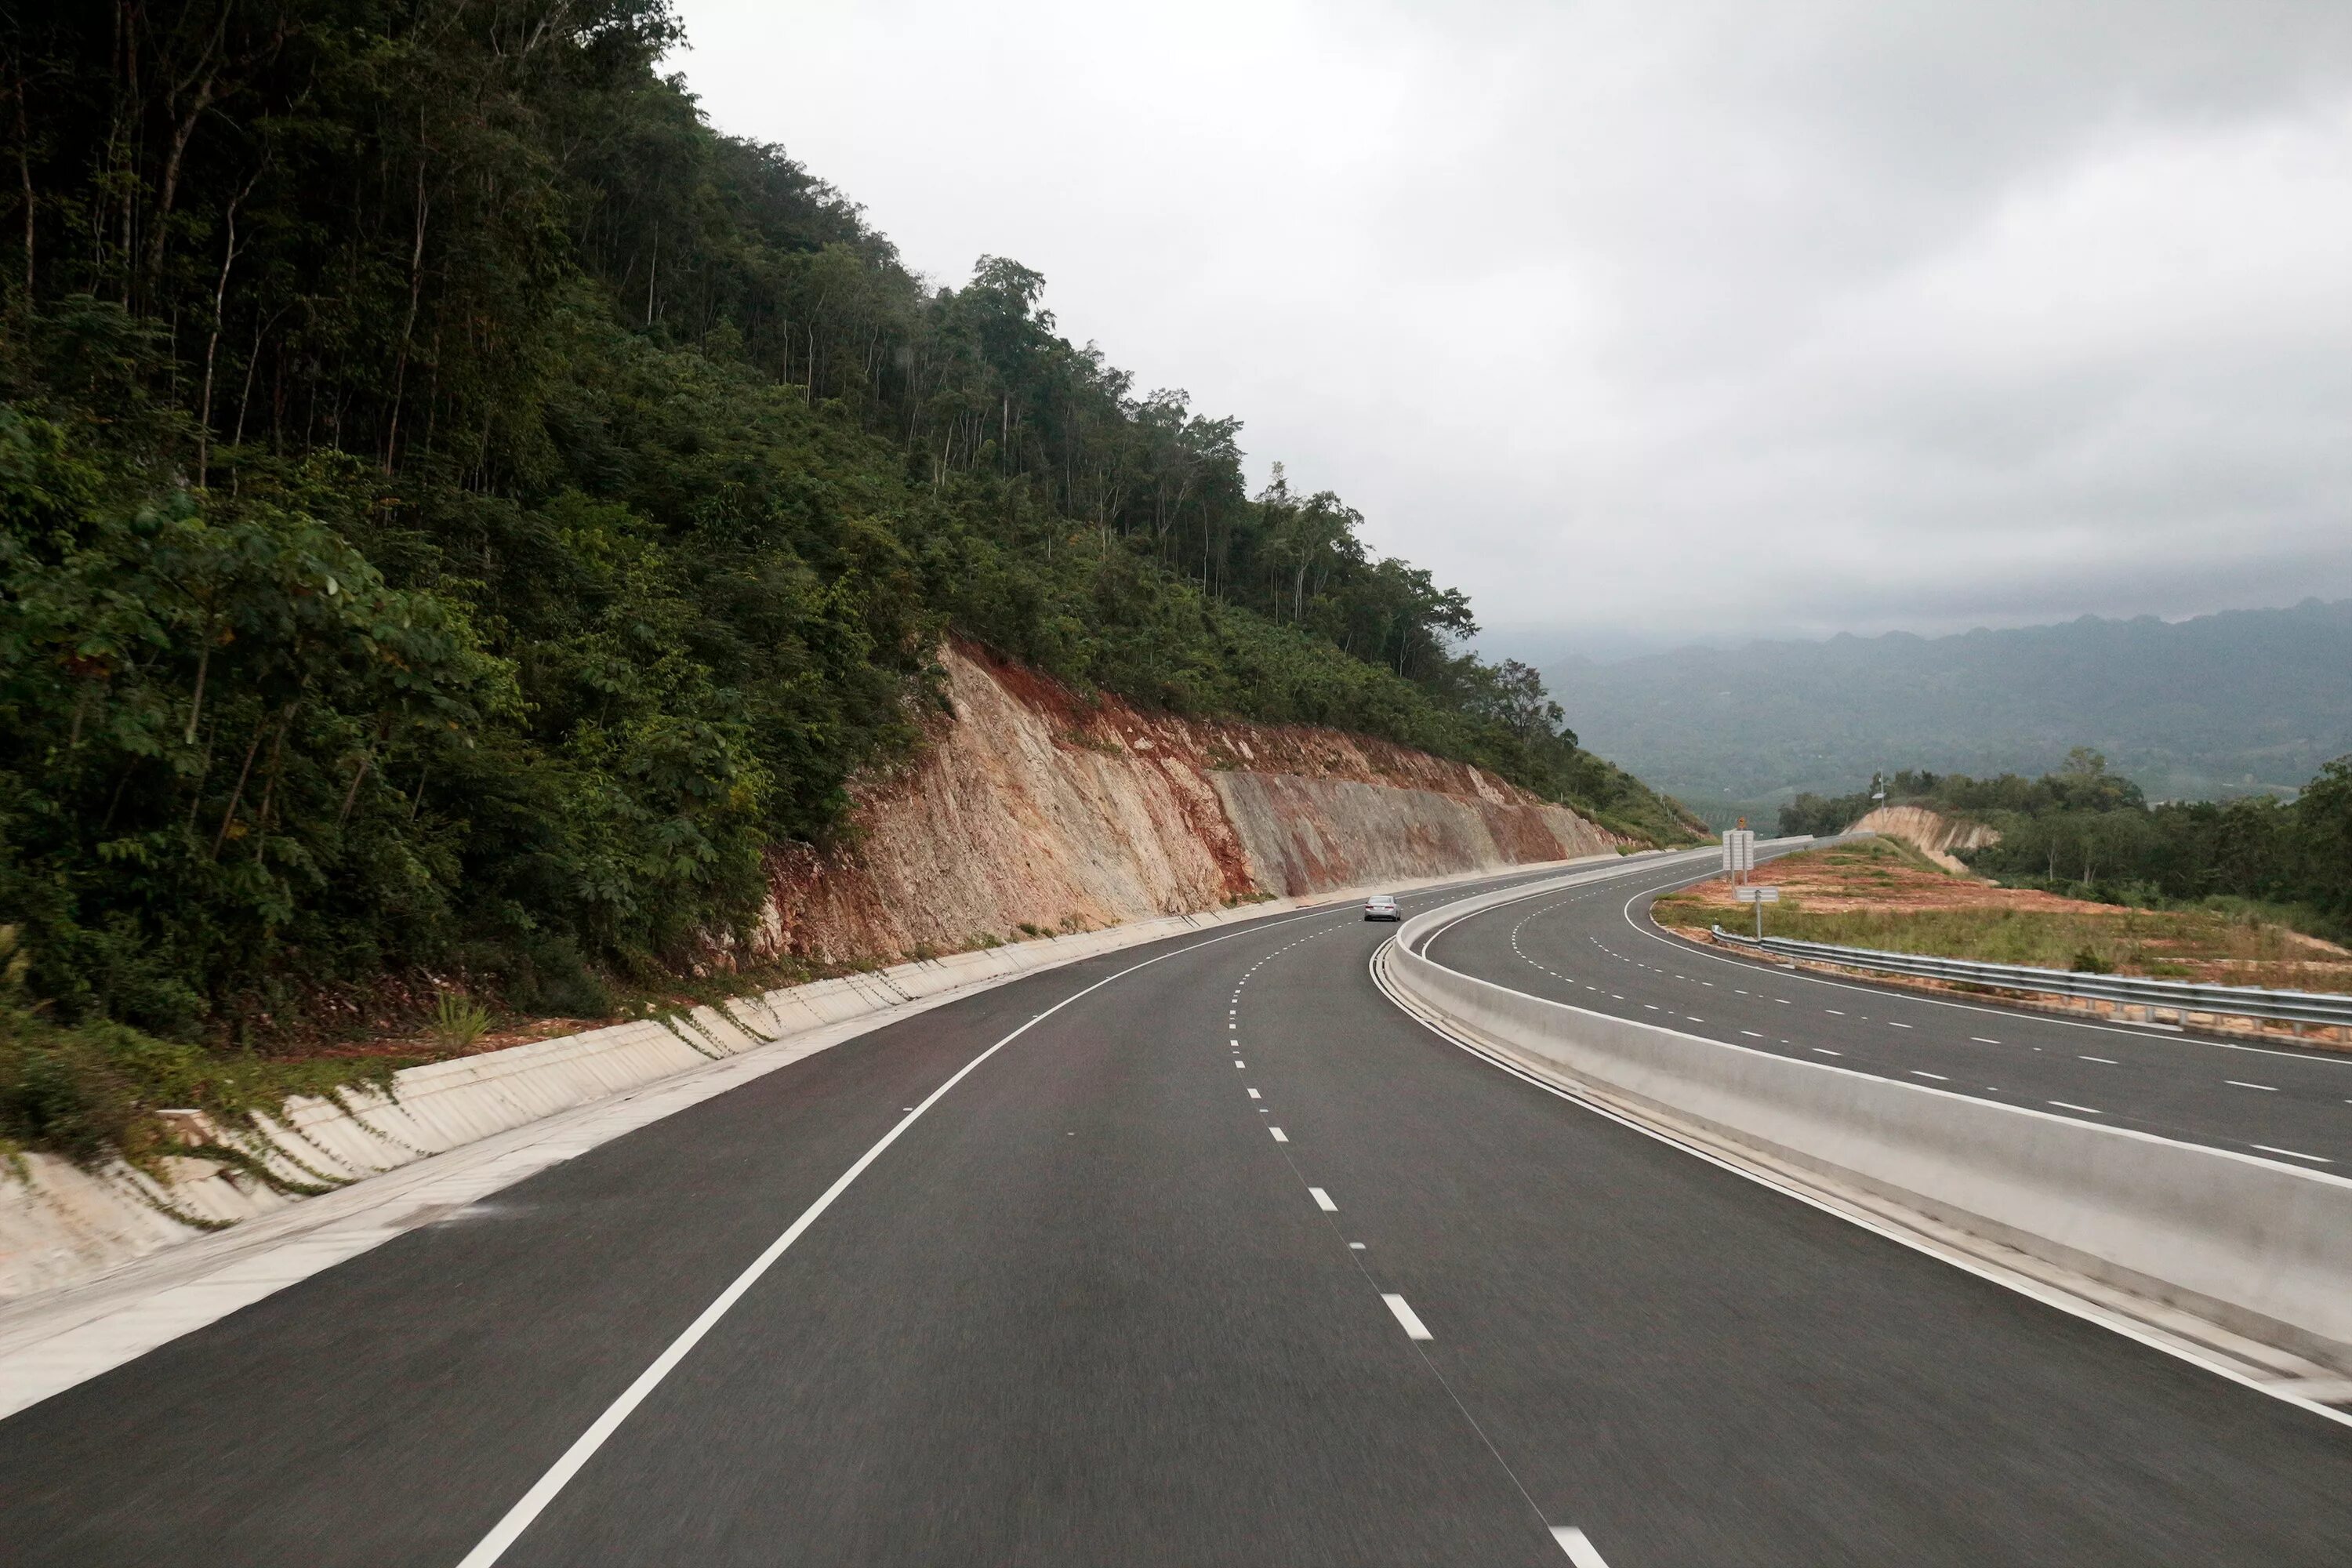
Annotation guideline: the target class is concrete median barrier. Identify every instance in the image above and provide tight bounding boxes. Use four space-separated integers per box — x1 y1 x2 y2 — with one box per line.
1385 884 2352 1374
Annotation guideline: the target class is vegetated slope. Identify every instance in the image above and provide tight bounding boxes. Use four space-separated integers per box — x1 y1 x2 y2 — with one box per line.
0 0 1697 1141
1547 601 2352 824
764 646 1621 964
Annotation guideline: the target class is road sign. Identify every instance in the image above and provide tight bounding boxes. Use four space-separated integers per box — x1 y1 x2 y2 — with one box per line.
1733 885 1780 903
1721 829 1756 877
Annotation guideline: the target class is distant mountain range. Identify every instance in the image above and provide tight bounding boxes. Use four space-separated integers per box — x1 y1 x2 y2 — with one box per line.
1546 599 2352 829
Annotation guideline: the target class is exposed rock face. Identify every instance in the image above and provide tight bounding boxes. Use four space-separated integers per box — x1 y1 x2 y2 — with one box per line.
1849 804 2001 873
760 647 1619 963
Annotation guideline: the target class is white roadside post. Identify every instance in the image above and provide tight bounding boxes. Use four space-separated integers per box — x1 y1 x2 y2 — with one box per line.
1734 882 1780 939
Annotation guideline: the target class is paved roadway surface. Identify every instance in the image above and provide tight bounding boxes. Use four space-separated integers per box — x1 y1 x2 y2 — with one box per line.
1424 851 2352 1168
3 855 2349 1566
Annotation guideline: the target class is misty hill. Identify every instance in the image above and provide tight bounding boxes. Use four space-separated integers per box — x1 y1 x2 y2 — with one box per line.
1546 600 2352 828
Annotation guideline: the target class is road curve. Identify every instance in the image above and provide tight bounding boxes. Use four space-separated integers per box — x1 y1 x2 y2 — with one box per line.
2 856 2348 1565
1424 851 2352 1167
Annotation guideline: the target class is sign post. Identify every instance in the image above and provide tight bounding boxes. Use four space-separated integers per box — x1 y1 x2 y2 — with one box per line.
1733 883 1780 938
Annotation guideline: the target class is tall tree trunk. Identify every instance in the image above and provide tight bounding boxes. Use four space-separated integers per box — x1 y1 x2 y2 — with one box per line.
141 0 236 303
383 156 429 474
196 169 256 478
13 73 31 297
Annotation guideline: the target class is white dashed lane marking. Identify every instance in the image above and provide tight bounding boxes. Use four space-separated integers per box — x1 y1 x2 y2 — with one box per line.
1381 1294 1433 1341
1310 1187 1338 1211
1554 1527 1612 1566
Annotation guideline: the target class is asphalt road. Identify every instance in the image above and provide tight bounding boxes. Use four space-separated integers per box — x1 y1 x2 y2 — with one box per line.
4 854 2349 1565
1424 852 2352 1167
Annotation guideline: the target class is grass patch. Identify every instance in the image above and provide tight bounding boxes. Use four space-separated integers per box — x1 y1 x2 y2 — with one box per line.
1654 898 2344 988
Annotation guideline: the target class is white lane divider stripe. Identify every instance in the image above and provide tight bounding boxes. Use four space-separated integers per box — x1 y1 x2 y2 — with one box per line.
2049 1100 2104 1114
2226 1080 2277 1091
2255 1144 2332 1163
1382 1294 1433 1341
1270 1127 1288 1142
1247 1087 1261 1098
2080 1055 2118 1064
1311 1187 1338 1212
1911 1071 1947 1081
452 914 1334 1568
1553 1526 1611 1566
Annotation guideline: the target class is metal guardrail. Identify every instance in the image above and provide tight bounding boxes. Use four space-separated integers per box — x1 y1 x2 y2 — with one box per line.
1709 927 2352 1030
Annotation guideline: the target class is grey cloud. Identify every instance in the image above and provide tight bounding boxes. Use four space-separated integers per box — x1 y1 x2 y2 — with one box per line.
676 0 2352 658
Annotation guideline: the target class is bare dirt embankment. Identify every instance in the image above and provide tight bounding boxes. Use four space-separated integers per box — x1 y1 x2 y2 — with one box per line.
1846 804 1998 872
760 646 1621 964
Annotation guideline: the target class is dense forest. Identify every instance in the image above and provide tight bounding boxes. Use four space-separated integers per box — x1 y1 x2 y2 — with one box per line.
0 0 1690 1142
1779 751 2352 939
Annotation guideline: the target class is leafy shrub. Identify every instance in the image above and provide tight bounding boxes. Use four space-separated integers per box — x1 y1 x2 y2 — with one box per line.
428 993 493 1053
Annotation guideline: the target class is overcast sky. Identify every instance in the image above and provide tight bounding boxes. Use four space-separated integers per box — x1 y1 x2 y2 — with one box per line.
674 1 2352 662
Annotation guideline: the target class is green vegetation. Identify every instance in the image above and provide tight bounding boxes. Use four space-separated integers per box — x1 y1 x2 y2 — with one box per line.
1654 837 2346 985
1662 898 2332 980
0 2 1691 1159
1778 750 2352 942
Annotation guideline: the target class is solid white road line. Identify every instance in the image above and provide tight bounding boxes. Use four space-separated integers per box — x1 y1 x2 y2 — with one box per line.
452 904 1374 1568
1553 1526 1611 1566
2227 1080 2278 1091
1311 1187 1338 1211
1381 1294 1433 1341
2255 1145 2332 1164
1270 1127 1288 1142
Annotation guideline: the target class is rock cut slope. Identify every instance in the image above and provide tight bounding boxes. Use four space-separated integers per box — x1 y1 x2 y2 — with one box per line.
760 647 1620 963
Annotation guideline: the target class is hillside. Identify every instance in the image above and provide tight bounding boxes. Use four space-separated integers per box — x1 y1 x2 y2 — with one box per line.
1545 601 2352 826
0 1 1692 1155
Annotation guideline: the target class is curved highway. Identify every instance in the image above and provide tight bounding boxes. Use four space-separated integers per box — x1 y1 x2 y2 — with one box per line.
3 854 2349 1565
1425 851 2352 1167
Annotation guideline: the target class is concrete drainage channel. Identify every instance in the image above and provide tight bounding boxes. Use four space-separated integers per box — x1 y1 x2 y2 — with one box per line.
1373 867 2352 1421
0 850 1657 1421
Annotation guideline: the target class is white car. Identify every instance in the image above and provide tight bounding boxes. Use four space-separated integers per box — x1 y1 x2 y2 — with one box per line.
1363 895 1400 922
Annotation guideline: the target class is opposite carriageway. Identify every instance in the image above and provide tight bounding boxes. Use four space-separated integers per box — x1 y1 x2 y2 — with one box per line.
1420 848 2352 1169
